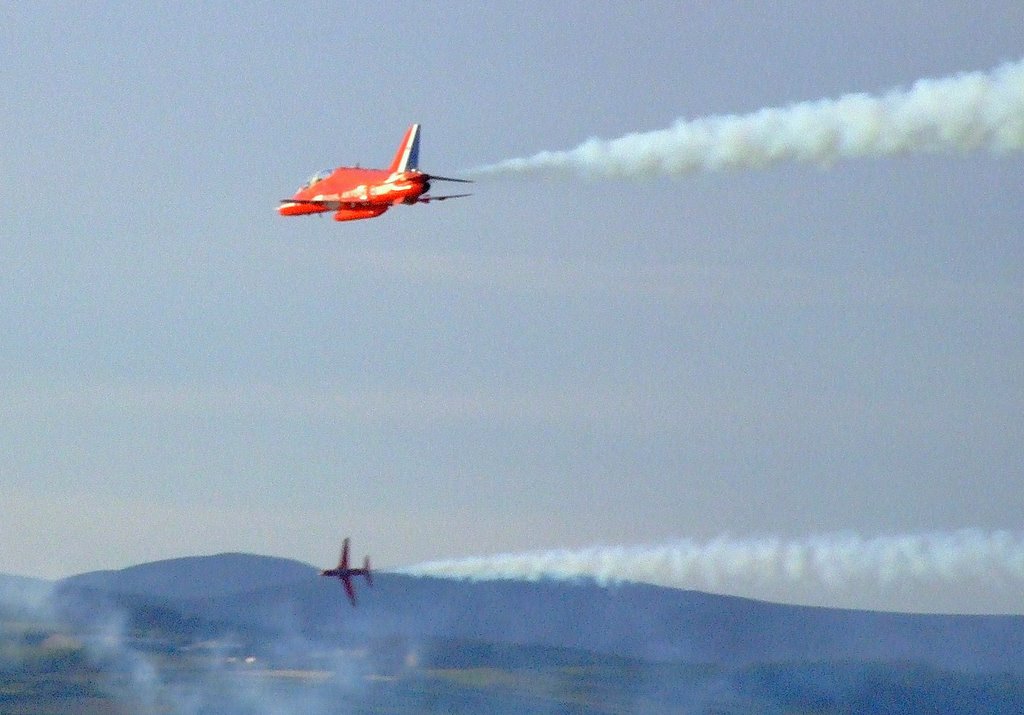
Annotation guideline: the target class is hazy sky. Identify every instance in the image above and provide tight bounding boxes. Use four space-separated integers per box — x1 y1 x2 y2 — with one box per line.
2 2 1022 608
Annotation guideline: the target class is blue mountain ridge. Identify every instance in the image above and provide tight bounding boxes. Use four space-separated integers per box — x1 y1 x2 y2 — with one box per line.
47 552 1024 672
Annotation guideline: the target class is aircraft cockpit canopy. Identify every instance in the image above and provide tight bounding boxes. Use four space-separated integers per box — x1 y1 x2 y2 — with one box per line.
301 169 334 190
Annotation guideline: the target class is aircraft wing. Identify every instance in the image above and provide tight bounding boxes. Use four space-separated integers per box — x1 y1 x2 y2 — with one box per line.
341 574 357 606
280 197 371 208
339 538 350 571
414 193 472 204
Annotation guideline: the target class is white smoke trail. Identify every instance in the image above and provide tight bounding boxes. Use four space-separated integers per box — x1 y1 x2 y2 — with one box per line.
471 59 1024 178
402 530 1024 614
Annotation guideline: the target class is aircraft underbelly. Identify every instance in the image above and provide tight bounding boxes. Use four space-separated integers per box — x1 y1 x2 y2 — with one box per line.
334 206 388 222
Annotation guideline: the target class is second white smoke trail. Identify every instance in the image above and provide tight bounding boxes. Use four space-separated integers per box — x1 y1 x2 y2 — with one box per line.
403 531 1024 613
471 59 1024 178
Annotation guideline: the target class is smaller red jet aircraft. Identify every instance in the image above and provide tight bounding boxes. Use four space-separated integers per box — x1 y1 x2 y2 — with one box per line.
321 537 373 606
278 124 471 222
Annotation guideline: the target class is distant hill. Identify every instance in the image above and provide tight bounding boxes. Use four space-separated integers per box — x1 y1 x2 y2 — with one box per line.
62 552 314 600
0 572 53 619
0 572 51 593
49 553 1024 672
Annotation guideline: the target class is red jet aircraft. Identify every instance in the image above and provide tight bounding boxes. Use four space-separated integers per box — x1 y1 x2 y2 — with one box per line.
321 537 373 606
278 124 471 222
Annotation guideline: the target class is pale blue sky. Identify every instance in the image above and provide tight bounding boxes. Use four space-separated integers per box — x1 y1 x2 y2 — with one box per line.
1 2 1021 595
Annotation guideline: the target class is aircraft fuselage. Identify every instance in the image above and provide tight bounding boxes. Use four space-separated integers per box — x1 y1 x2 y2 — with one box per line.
278 168 431 221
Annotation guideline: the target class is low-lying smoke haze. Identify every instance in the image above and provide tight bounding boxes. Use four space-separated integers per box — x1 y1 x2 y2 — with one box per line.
403 530 1024 614
471 58 1024 178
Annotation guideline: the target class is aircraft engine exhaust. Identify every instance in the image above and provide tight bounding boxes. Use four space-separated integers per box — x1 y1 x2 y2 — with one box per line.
470 59 1024 179
402 530 1024 614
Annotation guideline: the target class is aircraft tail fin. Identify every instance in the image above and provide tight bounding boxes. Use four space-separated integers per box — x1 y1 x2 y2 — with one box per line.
388 124 421 173
364 556 373 586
